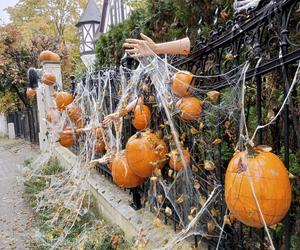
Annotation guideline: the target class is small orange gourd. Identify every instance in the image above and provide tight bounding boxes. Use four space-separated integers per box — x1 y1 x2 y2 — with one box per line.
172 71 194 96
55 91 73 110
47 113 54 122
58 128 74 147
112 150 144 188
125 130 167 178
42 72 56 86
26 88 36 98
39 50 60 62
132 104 151 130
176 97 202 121
169 148 191 171
225 150 291 228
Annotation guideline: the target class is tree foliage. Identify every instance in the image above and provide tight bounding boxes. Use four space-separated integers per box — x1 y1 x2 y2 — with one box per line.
0 0 87 113
95 0 234 67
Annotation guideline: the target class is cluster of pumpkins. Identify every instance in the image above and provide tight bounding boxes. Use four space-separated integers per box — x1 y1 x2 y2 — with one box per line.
131 71 202 131
26 51 61 98
172 71 203 121
170 71 292 229
39 51 292 230
111 130 191 189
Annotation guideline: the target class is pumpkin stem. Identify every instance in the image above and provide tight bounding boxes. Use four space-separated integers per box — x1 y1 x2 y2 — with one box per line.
136 131 142 138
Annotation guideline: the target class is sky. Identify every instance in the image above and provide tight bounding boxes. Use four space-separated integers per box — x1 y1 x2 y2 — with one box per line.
0 0 19 24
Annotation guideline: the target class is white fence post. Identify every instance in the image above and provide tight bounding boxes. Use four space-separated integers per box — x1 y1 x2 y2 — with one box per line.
0 115 8 137
36 61 62 151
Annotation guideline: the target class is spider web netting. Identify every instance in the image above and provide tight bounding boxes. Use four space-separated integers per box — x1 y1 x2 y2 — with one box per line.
25 50 257 249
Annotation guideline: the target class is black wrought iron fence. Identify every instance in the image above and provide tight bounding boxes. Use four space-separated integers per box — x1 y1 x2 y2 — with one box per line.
71 0 300 249
7 104 39 144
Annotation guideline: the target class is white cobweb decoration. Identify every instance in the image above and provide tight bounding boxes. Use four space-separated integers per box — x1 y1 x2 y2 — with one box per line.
234 0 262 12
26 47 256 249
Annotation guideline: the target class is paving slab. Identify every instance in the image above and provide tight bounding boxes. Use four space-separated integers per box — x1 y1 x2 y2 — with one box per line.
0 138 39 249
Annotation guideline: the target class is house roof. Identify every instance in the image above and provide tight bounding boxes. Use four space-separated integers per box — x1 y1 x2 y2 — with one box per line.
76 0 101 26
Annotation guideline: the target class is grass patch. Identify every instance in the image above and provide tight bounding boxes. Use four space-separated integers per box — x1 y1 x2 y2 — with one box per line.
24 156 130 249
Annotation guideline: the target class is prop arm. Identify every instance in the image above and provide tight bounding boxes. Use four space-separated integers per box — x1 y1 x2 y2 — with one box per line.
123 33 190 57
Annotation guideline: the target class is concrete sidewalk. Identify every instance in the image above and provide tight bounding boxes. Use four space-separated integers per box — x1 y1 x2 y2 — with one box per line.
0 138 39 249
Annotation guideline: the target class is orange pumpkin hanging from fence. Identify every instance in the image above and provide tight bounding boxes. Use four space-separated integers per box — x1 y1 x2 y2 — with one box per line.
42 72 56 86
126 130 167 178
55 91 73 110
58 128 74 148
95 140 105 153
176 97 203 121
75 118 84 130
26 88 36 98
172 71 194 96
169 148 191 171
66 104 82 123
112 150 144 188
132 104 151 130
93 127 105 153
39 50 61 62
46 110 58 123
225 149 292 228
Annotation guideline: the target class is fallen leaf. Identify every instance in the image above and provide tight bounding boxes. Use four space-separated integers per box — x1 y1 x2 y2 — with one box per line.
212 138 222 145
198 195 207 206
165 207 172 216
192 164 199 173
204 160 216 171
207 221 216 234
190 127 199 135
193 180 201 189
176 194 184 204
156 194 164 204
211 208 218 217
255 145 272 152
153 218 163 228
190 207 197 215
207 91 221 101
289 172 296 179
225 53 234 61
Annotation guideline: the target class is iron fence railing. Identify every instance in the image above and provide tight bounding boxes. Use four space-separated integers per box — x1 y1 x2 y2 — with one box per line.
71 0 300 249
7 105 39 144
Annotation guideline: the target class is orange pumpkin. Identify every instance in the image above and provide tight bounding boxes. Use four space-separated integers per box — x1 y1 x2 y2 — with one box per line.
58 128 74 147
42 72 56 86
169 148 191 171
75 118 84 130
225 150 291 228
26 88 36 97
66 104 82 123
176 97 202 121
108 161 113 170
112 150 144 188
39 50 60 62
126 130 167 177
132 104 151 130
94 127 102 138
172 71 194 96
55 91 73 110
95 140 105 153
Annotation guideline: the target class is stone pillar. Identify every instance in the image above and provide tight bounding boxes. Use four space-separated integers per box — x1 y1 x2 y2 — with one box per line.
8 123 15 139
0 115 8 137
36 62 62 151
